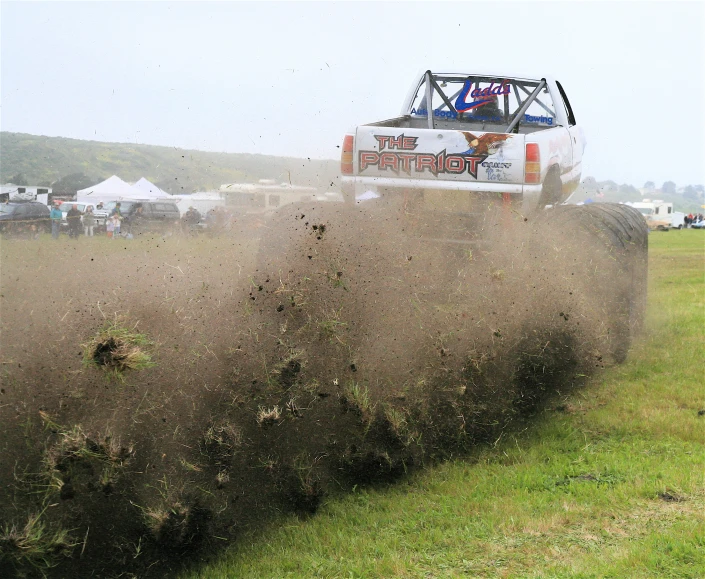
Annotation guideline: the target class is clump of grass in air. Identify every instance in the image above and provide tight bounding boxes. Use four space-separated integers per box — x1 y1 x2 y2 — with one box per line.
256 406 282 428
40 412 134 495
145 503 189 545
202 422 242 465
0 510 76 571
284 453 325 514
215 470 230 488
381 404 415 445
82 317 155 379
273 349 305 389
318 308 347 342
340 382 375 424
143 498 211 547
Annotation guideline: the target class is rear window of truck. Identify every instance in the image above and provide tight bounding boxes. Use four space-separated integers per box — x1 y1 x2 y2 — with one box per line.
410 74 558 129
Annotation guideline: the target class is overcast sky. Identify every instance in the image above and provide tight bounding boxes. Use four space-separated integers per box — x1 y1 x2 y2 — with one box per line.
2 1 704 187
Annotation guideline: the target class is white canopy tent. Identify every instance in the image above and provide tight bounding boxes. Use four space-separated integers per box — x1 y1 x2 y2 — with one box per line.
132 177 174 199
76 175 148 204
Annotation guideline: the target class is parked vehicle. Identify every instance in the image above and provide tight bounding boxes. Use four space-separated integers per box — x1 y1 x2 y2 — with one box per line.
626 200 685 230
0 201 51 235
92 205 110 227
58 202 108 229
104 200 181 235
340 70 585 224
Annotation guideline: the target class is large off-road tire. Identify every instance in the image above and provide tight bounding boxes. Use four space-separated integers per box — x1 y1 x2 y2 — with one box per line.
538 203 648 362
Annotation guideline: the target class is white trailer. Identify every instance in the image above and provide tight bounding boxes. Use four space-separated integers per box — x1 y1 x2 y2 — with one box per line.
1 185 52 203
219 180 323 214
626 200 685 229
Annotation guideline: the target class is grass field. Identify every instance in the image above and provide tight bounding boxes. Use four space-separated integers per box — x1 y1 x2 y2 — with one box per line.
183 230 705 579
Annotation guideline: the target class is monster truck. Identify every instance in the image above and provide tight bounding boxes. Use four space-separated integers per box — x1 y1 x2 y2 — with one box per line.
340 70 585 219
256 70 647 387
244 70 648 516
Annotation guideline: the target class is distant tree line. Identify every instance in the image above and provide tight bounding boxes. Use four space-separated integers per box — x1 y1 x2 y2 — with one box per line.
642 180 703 199
8 173 29 186
49 173 106 195
581 177 703 199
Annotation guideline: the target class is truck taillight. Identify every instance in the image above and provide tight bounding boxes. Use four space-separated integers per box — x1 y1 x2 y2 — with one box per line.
341 135 354 175
525 143 540 184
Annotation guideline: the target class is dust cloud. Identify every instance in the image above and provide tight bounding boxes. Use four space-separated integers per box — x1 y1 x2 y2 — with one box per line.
0 201 646 576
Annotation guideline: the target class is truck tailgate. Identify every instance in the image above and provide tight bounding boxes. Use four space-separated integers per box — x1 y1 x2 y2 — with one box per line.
354 125 525 185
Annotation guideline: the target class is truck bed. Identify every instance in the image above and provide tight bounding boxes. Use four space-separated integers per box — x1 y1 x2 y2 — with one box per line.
367 115 550 135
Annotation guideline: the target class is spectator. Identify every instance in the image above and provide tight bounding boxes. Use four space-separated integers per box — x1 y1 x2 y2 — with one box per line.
214 206 228 228
204 206 228 237
110 202 123 219
128 204 144 235
106 214 115 238
182 206 201 236
66 204 82 239
83 206 96 237
50 203 63 239
110 203 123 238
111 214 122 239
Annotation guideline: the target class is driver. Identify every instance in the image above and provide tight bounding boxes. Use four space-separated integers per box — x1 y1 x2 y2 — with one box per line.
473 94 503 122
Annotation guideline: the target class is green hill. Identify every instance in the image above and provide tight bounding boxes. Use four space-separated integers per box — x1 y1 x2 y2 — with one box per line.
0 132 340 194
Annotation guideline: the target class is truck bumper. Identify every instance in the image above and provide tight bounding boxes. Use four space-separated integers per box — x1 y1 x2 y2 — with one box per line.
342 175 526 194
341 176 542 212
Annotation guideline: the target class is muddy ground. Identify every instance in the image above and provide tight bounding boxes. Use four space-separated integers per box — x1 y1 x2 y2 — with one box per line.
0 201 646 577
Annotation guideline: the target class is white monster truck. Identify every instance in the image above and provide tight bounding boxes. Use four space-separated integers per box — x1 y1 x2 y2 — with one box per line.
260 70 646 365
341 70 586 213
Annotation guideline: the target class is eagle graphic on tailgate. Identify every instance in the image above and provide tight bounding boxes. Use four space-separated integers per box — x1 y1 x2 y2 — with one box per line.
460 132 512 156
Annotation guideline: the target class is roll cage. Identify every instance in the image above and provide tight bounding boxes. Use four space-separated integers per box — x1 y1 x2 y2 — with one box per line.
409 71 559 133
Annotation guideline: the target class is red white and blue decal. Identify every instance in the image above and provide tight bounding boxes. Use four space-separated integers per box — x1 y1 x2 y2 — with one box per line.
455 80 511 112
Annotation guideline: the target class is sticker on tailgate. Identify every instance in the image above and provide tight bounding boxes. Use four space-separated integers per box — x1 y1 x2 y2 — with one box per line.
358 132 512 179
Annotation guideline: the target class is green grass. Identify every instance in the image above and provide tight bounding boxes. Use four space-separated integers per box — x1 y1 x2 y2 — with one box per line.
182 230 705 578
